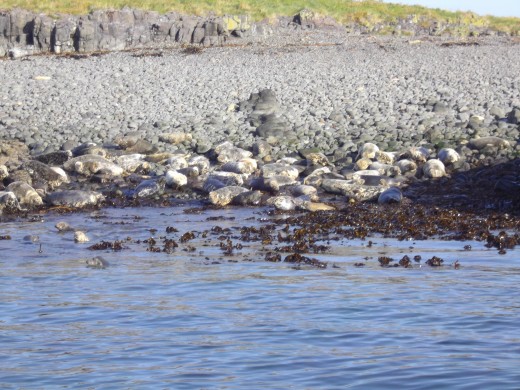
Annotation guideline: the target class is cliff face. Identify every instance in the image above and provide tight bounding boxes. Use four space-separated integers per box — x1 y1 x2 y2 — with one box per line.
0 8 508 58
0 9 258 58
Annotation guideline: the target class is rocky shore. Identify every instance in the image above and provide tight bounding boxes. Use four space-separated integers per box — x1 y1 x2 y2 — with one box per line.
1 30 520 231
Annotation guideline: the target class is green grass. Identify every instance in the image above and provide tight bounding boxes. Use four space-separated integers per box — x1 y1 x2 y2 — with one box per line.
2 0 520 34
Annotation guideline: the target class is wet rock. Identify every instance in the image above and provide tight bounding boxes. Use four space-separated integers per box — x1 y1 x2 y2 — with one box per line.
0 139 30 165
209 186 248 206
46 190 104 208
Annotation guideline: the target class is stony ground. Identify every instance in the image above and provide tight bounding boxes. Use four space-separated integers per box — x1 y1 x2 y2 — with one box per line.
1 33 519 157
0 32 520 227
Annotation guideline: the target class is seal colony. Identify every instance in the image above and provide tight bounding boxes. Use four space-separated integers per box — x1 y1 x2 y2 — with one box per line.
1 28 520 257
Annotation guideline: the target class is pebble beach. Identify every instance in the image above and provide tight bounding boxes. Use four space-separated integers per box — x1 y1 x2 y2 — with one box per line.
1 31 520 220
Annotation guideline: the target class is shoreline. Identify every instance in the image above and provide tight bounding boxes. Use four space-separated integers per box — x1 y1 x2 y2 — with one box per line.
1 33 519 244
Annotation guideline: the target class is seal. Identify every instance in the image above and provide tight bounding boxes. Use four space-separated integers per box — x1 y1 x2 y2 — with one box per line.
221 158 258 174
6 181 43 206
86 256 109 269
266 195 296 211
231 190 263 206
46 190 104 208
133 179 165 198
261 163 300 180
63 155 123 176
423 159 446 178
356 143 379 160
209 186 248 206
396 159 417 174
24 160 69 189
437 148 460 165
74 231 90 243
165 170 188 188
468 136 511 150
378 187 403 204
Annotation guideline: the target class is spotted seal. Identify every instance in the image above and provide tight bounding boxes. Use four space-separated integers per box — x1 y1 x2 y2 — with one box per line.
423 159 446 179
63 155 123 176
24 160 69 189
133 179 165 198
6 181 43 206
165 170 188 188
46 190 104 208
86 256 109 269
468 136 511 151
378 187 403 204
437 148 460 165
356 143 379 160
209 186 248 206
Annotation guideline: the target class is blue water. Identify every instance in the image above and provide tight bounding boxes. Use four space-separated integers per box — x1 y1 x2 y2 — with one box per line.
1 207 519 389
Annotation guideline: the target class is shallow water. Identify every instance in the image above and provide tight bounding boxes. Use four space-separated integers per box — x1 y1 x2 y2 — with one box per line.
1 206 519 389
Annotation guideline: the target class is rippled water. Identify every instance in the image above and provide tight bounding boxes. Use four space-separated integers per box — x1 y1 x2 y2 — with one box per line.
1 206 519 389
